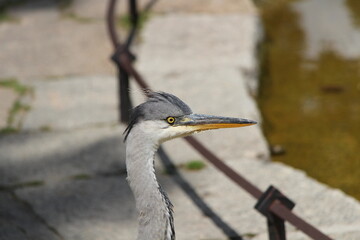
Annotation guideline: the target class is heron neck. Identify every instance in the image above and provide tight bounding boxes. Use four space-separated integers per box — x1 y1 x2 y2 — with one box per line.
126 128 174 240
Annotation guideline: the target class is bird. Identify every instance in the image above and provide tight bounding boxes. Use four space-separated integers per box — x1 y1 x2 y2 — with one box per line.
124 92 256 240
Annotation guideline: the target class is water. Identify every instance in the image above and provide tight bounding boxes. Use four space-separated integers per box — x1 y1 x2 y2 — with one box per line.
258 0 360 200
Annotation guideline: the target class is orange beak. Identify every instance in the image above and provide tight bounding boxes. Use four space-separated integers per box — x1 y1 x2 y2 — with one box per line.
175 114 257 131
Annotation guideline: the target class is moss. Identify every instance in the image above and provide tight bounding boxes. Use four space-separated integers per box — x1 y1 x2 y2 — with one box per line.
39 125 52 132
242 232 257 238
117 12 150 30
0 78 31 132
0 78 29 95
12 180 45 189
183 160 206 171
7 100 31 126
0 127 18 134
61 12 95 23
0 10 19 23
258 1 360 200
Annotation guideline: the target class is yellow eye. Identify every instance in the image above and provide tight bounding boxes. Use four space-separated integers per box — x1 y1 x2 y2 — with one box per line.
166 117 176 125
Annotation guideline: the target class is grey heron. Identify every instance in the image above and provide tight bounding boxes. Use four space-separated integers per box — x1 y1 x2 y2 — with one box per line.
124 92 256 240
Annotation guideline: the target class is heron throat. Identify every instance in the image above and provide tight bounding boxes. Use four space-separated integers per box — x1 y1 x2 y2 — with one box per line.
125 125 175 240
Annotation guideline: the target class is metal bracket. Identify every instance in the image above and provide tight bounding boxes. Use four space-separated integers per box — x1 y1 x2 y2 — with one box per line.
255 186 295 240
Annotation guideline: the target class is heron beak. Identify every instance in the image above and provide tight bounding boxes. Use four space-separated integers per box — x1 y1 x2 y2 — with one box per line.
176 114 257 131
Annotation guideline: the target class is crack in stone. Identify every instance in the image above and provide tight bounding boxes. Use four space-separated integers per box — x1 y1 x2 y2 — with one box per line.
0 168 127 191
2 189 65 240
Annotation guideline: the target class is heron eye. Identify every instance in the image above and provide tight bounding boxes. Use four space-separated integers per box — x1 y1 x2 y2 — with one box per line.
166 117 176 125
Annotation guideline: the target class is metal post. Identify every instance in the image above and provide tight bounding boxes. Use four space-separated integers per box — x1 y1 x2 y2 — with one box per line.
266 214 286 240
107 0 139 123
111 48 133 123
255 186 295 240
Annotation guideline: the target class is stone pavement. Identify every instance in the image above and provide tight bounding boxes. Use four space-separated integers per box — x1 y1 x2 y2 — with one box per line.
1 1 360 240
0 88 16 128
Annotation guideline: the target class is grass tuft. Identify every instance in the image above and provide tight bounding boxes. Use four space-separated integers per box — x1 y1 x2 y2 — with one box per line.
0 78 29 95
183 160 206 171
62 12 94 23
7 100 31 126
40 125 52 132
117 12 150 30
12 180 45 189
0 127 18 134
0 78 31 132
243 233 257 238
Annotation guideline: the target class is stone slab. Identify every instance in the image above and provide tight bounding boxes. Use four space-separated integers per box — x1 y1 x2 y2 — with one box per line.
69 0 256 20
151 0 257 14
174 155 360 239
15 176 138 240
137 14 261 94
0 191 61 240
0 1 115 81
22 76 119 130
0 126 126 186
0 88 17 129
14 170 228 240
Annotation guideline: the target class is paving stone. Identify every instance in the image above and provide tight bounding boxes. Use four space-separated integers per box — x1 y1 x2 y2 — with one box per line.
15 174 228 240
137 13 261 94
0 126 126 186
0 88 17 129
176 156 360 239
0 1 115 82
0 191 62 240
150 0 257 14
15 176 137 240
22 76 118 130
69 0 256 20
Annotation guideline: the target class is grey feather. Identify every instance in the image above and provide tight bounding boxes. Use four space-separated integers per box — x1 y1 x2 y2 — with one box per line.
124 92 192 140
159 185 175 240
125 91 256 240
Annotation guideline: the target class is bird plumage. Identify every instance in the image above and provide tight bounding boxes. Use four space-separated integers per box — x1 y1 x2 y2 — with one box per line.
125 92 189 240
124 92 192 141
125 92 256 240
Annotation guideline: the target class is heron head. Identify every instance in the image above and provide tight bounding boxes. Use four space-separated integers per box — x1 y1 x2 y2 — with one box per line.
124 92 256 143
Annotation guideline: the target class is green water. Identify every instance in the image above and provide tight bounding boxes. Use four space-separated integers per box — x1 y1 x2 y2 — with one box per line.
258 1 360 200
